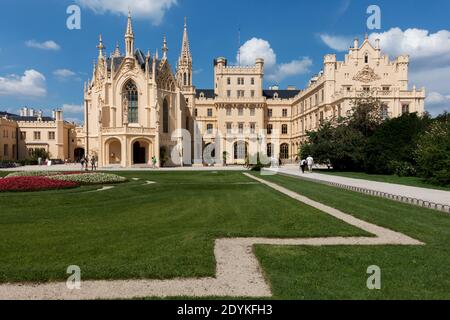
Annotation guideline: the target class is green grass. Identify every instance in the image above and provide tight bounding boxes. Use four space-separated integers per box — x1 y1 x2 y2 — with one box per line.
318 170 450 191
0 171 364 283
252 173 450 299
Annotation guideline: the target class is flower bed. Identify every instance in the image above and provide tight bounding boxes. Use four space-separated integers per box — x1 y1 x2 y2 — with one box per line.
6 171 62 178
0 176 78 192
50 173 127 185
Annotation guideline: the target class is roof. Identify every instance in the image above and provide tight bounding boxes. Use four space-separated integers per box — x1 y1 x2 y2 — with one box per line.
263 90 300 99
195 89 216 99
1 111 54 122
106 49 160 76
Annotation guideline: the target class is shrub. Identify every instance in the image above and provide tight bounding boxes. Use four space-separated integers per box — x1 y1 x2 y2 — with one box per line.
0 176 78 192
388 160 417 177
50 173 127 185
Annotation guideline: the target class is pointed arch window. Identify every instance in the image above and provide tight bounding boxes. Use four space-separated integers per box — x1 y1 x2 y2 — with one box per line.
123 81 138 123
183 73 187 86
163 98 169 133
364 53 369 64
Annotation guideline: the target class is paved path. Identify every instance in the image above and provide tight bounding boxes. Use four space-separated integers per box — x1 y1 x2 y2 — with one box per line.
0 173 423 300
0 164 247 172
265 166 450 211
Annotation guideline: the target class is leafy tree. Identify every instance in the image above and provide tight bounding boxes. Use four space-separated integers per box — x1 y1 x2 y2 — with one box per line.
364 113 432 174
415 115 450 185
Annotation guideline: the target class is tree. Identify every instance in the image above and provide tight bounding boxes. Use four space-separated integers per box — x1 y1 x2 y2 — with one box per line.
364 113 431 174
415 115 450 185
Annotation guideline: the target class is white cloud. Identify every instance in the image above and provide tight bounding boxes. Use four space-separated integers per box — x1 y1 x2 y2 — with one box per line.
424 92 450 116
369 28 450 65
0 70 46 97
267 58 313 82
238 38 311 83
62 104 84 114
25 40 60 51
53 69 76 78
319 34 353 52
238 38 276 69
76 0 177 25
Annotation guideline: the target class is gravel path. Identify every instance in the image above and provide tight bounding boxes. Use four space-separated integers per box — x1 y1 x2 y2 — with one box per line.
0 173 423 300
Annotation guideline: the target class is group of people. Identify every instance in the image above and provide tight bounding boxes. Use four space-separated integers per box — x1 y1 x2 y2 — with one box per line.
300 155 314 174
80 155 97 171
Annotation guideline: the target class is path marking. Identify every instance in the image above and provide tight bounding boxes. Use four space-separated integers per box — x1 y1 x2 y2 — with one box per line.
0 173 423 300
86 186 115 193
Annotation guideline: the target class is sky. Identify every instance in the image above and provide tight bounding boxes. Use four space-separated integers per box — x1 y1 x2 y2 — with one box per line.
0 0 449 123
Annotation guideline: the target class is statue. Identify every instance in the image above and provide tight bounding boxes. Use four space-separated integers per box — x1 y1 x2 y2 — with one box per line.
122 96 129 124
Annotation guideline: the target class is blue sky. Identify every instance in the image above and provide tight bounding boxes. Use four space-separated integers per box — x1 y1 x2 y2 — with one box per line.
0 0 449 122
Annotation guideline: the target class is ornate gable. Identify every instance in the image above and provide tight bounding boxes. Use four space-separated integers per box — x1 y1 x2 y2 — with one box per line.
157 60 177 92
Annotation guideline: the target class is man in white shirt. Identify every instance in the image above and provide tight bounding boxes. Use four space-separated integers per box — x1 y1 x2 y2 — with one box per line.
306 156 314 173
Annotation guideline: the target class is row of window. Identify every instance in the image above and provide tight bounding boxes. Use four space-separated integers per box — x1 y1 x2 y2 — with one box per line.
226 90 256 98
231 142 290 160
2 130 16 139
227 77 256 86
2 144 16 157
2 131 56 141
204 123 290 135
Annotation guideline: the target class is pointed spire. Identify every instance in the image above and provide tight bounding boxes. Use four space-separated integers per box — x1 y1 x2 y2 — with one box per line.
162 35 168 60
180 17 191 63
113 41 121 57
97 34 105 59
125 10 134 57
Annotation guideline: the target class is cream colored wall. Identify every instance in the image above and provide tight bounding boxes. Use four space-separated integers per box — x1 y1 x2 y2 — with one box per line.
0 119 18 161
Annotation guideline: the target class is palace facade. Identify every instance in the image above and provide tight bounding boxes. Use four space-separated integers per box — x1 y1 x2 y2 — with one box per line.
79 14 425 167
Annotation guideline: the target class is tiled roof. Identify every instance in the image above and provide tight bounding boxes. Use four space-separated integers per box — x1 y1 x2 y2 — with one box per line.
195 89 216 99
263 90 300 99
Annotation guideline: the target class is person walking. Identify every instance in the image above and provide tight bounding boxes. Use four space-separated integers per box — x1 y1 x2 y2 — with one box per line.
152 156 157 169
300 159 307 174
306 155 314 173
80 157 85 170
91 155 97 171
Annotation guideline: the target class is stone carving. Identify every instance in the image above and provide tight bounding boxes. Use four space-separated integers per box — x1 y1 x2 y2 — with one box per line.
122 96 129 124
353 65 381 83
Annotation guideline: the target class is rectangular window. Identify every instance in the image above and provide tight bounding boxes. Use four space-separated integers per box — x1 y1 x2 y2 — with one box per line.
251 90 255 98
3 144 8 156
207 108 213 117
267 109 273 117
194 108 198 117
250 123 256 134
382 86 390 92
226 108 232 116
402 104 410 114
282 124 288 135
238 123 244 134
34 131 41 140
251 78 255 85
226 122 232 134
227 90 231 98
250 108 255 116
206 124 213 134
237 90 245 98
267 124 273 135
20 132 26 140
48 131 55 140
227 77 231 85
238 107 244 116
282 109 288 117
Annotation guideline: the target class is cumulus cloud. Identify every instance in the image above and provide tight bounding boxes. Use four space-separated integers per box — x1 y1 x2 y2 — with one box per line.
238 38 311 83
76 0 177 25
424 92 450 116
319 34 353 52
267 58 313 82
0 70 46 97
25 40 60 51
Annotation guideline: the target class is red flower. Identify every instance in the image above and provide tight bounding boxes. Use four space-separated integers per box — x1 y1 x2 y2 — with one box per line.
0 176 78 192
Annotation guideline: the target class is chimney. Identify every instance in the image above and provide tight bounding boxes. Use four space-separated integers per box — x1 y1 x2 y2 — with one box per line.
287 85 296 90
354 37 359 49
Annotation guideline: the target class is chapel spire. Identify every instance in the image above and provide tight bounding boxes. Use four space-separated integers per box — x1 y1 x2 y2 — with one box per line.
179 17 192 64
176 17 193 89
97 34 105 59
125 10 134 57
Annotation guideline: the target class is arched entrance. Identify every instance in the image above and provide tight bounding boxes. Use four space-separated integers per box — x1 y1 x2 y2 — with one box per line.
106 139 122 165
74 148 85 161
132 140 150 165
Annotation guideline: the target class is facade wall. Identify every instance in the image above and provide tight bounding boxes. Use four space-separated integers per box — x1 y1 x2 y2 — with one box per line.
0 119 18 161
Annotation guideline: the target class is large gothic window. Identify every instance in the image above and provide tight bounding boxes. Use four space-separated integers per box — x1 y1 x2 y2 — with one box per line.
163 98 169 133
124 81 138 123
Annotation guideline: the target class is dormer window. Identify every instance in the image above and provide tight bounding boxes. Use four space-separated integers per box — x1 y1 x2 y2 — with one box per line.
273 92 279 99
200 92 205 98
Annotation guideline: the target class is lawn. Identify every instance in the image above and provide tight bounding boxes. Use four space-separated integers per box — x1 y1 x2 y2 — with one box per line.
252 173 450 299
0 171 364 283
317 170 450 191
